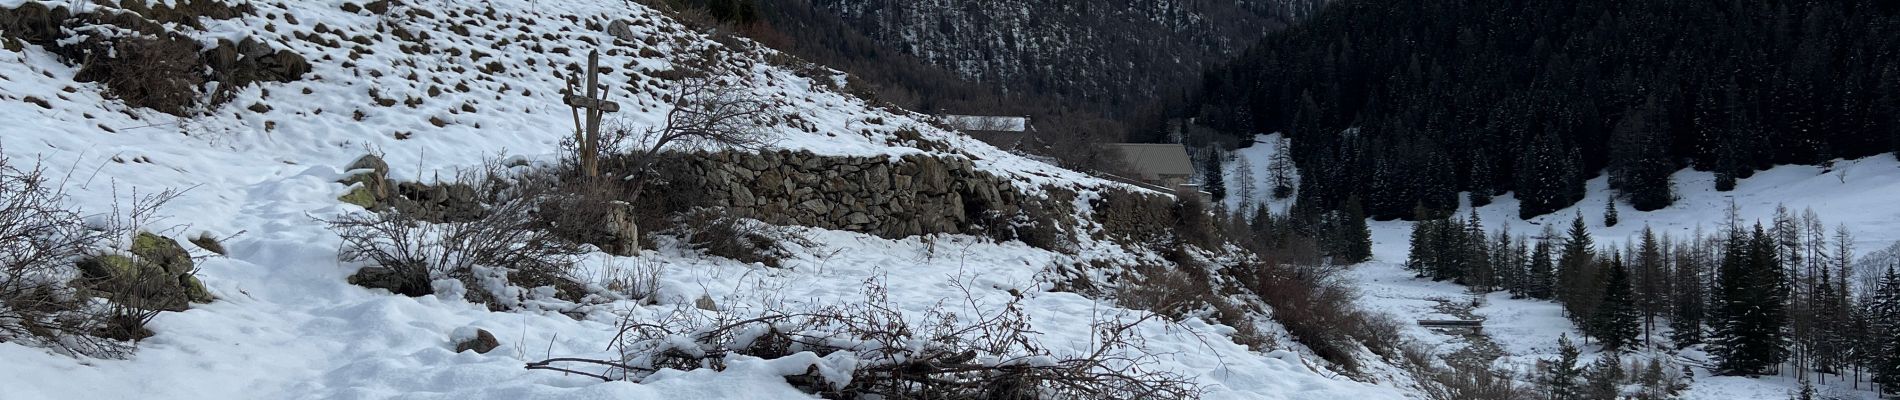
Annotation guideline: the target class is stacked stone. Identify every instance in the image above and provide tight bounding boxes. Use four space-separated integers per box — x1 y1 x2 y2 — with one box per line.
678 150 1022 239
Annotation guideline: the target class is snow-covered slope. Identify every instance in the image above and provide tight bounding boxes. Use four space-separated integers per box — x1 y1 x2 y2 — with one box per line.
0 1 1405 398
1221 132 1900 399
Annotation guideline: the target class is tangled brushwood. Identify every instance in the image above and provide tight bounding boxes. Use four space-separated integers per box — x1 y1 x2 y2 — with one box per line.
0 154 190 357
329 162 591 309
0 155 111 355
668 207 806 268
528 278 1200 399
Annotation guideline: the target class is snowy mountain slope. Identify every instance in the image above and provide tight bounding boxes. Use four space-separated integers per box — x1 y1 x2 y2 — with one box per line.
1220 133 1900 398
0 1 1406 398
1371 158 1900 400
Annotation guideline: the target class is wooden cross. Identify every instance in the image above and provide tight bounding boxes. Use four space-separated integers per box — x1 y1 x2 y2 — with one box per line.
563 49 620 178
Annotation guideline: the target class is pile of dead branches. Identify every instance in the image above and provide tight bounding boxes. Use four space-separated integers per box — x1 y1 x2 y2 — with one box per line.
528 278 1200 399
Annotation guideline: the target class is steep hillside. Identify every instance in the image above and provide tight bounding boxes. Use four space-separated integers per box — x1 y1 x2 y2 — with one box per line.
772 0 1322 117
1193 0 1900 220
0 0 1408 398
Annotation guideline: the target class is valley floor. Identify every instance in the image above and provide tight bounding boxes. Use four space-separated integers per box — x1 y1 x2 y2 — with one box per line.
1342 154 1900 400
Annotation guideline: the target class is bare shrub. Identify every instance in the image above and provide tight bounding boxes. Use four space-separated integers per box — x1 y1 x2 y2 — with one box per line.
1349 311 1406 359
1116 262 1217 320
530 277 1201 399
1403 345 1530 400
330 164 590 307
514 157 645 256
1171 195 1221 250
669 207 804 268
618 48 776 208
1234 260 1392 371
598 256 664 301
974 189 1076 253
0 154 191 357
1012 195 1077 252
0 157 119 355
94 279 170 342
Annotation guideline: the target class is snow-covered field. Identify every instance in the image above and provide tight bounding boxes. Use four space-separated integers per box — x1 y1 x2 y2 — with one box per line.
1225 134 1900 399
0 1 1407 399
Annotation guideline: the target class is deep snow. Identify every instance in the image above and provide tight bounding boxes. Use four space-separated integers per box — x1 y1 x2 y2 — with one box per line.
0 1 1404 399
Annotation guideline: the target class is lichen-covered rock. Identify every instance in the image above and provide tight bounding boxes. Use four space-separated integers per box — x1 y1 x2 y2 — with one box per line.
131 232 192 275
75 234 212 312
338 183 377 208
77 254 139 282
181 275 213 303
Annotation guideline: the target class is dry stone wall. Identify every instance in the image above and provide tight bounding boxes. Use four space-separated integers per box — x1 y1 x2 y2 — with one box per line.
657 150 1029 239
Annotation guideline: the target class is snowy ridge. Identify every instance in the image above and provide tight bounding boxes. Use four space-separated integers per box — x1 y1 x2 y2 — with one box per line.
0 1 1402 399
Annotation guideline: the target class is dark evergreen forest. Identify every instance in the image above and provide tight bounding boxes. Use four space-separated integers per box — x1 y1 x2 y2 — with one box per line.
1192 0 1900 220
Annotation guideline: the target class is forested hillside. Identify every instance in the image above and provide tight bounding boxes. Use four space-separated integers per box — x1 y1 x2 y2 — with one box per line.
666 0 1319 127
1192 0 1900 220
799 0 1320 117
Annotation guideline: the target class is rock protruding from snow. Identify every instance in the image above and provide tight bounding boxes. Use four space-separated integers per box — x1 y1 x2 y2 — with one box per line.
451 327 500 354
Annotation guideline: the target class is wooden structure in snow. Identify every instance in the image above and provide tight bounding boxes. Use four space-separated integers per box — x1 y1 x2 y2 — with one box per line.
1417 319 1484 333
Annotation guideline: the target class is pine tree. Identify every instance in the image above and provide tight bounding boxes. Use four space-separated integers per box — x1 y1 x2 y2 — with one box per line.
1592 255 1641 351
1670 233 1707 348
1809 268 1846 377
1583 351 1626 400
1607 96 1677 210
1529 229 1558 300
1604 198 1620 227
1492 225 1524 296
1635 227 1666 345
1634 357 1674 399
1201 152 1226 202
1469 150 1497 207
1233 154 1257 207
1542 335 1586 400
1710 224 1790 376
1406 217 1439 277
1559 212 1597 319
1464 212 1495 290
1518 131 1585 219
1320 197 1372 263
1871 267 1900 392
1268 136 1296 199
